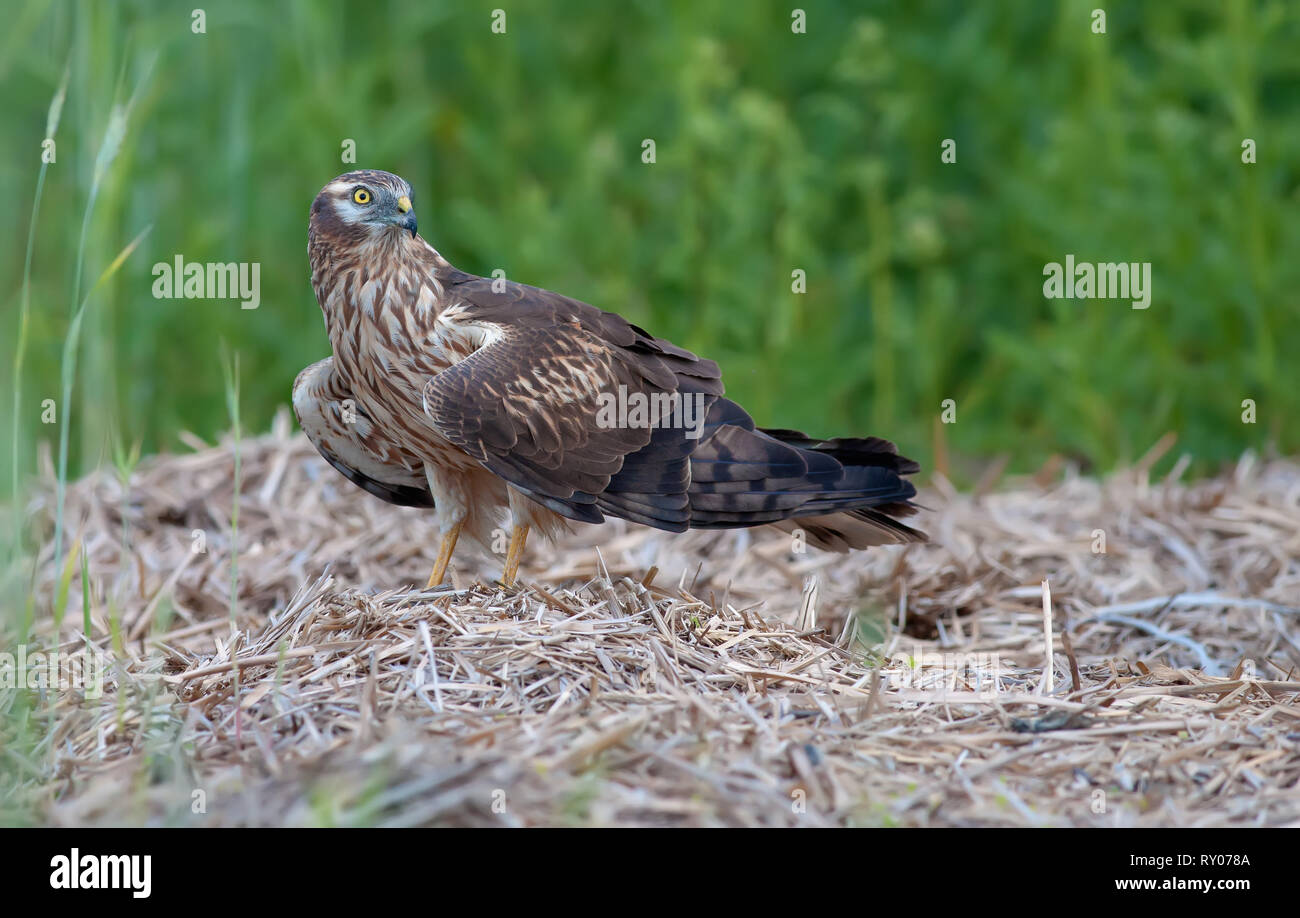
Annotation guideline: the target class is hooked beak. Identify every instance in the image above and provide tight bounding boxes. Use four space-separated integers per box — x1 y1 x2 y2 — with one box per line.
395 195 417 237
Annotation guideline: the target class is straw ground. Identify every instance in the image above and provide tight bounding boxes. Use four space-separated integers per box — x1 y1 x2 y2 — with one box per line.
10 411 1299 826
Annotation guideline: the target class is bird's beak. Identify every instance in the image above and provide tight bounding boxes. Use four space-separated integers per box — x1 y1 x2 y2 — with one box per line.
396 196 417 237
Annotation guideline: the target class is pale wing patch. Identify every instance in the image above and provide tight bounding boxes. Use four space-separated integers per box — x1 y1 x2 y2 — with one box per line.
432 303 507 357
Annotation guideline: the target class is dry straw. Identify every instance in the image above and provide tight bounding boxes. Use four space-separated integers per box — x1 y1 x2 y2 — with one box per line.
16 410 1300 826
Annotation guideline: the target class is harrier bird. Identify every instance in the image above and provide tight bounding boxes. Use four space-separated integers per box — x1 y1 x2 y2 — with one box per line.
295 170 925 587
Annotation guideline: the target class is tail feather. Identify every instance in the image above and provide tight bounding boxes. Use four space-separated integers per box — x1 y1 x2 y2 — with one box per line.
681 405 926 550
758 428 921 475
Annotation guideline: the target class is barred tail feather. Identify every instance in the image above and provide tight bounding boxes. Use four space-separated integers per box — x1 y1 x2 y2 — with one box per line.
681 402 926 550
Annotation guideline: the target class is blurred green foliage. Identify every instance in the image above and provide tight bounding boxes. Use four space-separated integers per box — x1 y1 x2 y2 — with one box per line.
2 0 1298 489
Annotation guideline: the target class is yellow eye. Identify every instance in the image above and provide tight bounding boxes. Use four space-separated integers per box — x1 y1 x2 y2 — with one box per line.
353 188 371 205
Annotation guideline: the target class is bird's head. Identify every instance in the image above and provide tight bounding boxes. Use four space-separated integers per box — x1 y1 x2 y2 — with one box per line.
311 170 418 239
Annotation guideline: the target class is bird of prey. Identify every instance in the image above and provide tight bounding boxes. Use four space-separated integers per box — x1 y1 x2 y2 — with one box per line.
295 169 925 588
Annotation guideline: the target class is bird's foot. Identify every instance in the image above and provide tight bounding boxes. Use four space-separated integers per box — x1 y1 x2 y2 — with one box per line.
500 523 531 588
424 519 465 588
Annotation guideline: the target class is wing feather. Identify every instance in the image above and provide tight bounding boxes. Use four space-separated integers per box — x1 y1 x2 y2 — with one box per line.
412 271 923 548
419 274 723 523
293 358 434 508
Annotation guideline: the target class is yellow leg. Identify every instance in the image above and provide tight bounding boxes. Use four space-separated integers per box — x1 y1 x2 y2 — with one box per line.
425 519 464 588
501 523 531 587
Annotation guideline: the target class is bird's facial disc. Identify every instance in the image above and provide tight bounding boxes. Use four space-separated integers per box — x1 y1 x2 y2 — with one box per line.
331 179 417 237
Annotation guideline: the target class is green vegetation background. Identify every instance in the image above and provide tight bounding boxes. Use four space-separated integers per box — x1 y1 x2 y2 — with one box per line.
3 0 1298 493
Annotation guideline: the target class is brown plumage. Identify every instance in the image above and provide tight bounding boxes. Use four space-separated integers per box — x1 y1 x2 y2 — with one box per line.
295 169 925 586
